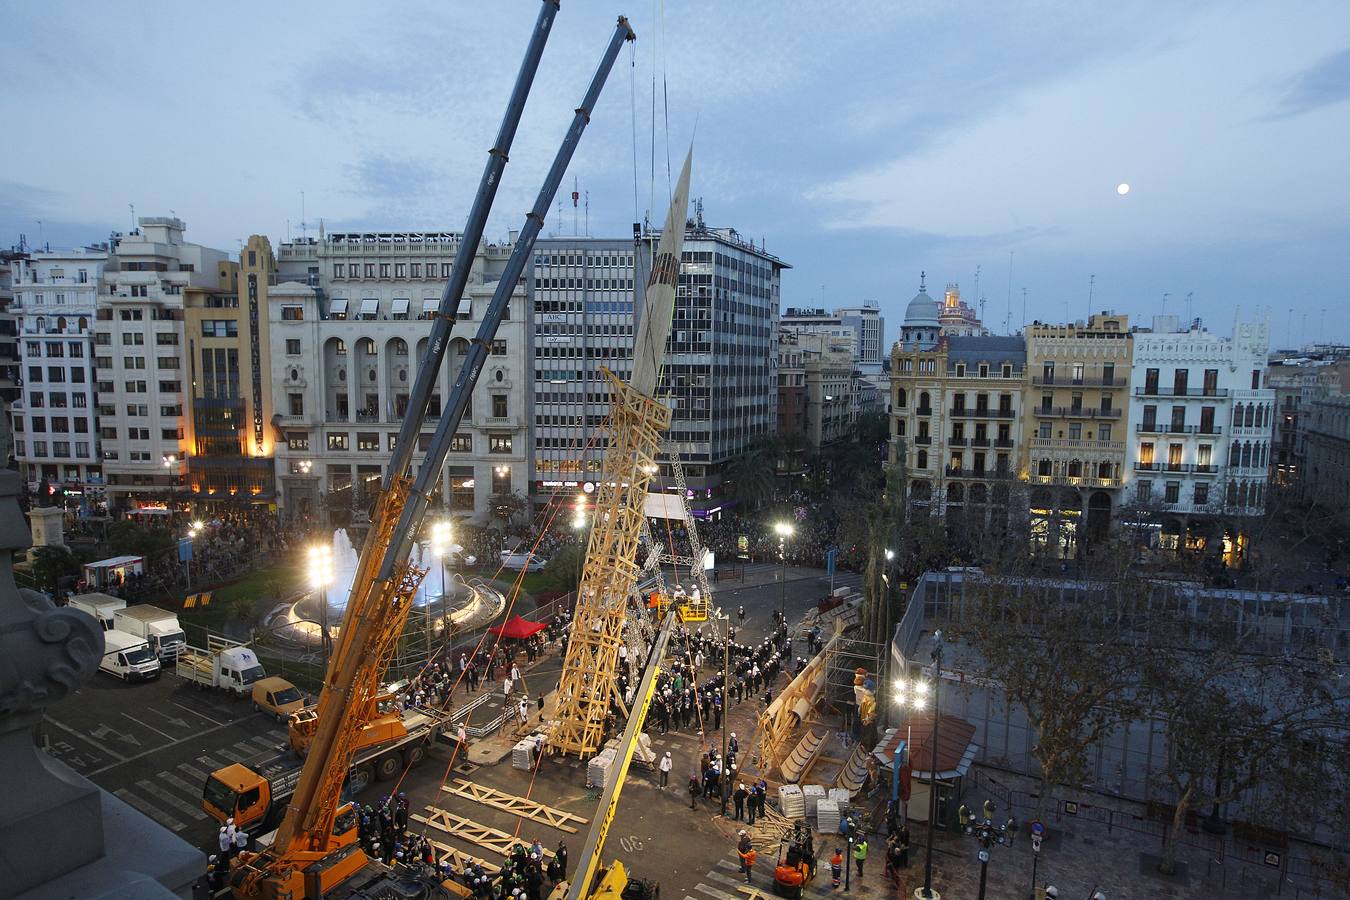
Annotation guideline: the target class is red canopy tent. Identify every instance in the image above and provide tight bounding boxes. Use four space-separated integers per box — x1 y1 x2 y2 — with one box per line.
488 614 548 640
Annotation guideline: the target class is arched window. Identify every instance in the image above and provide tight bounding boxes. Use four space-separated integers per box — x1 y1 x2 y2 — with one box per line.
1067 459 1082 478
1237 481 1249 507
1227 481 1238 505
897 388 907 408
1229 440 1240 465
77 316 88 331
1244 405 1255 428
1232 403 1244 427
918 391 931 412
896 419 906 436
1098 461 1113 479
916 450 928 469
1241 443 1252 468
56 316 66 332
392 338 408 356
35 317 46 333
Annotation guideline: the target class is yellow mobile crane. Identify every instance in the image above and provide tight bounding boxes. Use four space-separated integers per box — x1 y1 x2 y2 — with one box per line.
217 7 637 897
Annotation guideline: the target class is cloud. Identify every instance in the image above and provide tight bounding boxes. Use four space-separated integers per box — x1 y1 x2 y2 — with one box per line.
345 156 442 202
1268 46 1350 119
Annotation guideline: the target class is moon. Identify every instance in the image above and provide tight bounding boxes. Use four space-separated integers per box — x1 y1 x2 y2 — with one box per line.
1116 183 1131 196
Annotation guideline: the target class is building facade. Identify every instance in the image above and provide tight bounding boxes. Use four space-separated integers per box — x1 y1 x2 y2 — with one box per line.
534 220 786 517
836 302 885 375
94 218 233 510
1301 394 1350 511
271 230 530 526
0 251 24 413
890 333 1025 535
10 247 108 504
1124 318 1271 555
1022 313 1132 556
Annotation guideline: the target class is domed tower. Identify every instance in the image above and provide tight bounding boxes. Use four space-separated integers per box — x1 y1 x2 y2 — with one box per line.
901 272 941 349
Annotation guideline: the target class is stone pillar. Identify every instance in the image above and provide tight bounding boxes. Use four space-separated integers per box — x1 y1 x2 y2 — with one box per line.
27 505 64 549
0 460 203 898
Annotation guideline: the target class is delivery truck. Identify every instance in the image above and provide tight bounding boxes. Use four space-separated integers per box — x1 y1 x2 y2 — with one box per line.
67 592 126 631
176 635 268 697
112 604 186 662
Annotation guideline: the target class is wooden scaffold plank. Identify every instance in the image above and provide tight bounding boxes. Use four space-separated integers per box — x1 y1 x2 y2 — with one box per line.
424 839 501 876
412 809 557 861
440 779 589 833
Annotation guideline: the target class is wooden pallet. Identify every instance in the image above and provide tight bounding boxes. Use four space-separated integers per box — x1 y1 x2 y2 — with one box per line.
413 809 557 860
440 779 589 834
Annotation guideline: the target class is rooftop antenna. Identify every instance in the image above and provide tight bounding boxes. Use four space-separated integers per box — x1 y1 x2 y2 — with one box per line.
1162 292 1170 318
35 219 43 251
129 203 135 231
585 190 590 237
572 175 579 236
1005 250 1014 331
301 191 307 239
1087 273 1095 321
1021 287 1027 332
1185 291 1194 326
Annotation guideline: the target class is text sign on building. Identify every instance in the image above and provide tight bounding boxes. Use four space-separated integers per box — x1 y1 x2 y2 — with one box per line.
248 275 265 453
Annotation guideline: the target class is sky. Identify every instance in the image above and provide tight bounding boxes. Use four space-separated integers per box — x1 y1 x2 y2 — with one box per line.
4 1 1349 350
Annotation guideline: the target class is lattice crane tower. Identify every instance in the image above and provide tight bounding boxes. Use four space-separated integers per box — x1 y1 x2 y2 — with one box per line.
550 150 692 757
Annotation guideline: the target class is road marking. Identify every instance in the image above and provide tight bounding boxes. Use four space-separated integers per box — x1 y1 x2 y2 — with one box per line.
90 722 142 747
266 728 288 740
693 883 735 899
703 870 754 893
44 717 126 762
232 739 264 757
177 762 210 783
114 788 187 832
140 777 209 821
147 707 192 729
86 714 265 777
122 712 178 742
172 701 225 726
247 735 281 751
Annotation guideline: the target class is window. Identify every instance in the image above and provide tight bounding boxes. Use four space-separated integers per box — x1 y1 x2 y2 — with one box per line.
1097 424 1111 441
47 366 65 382
160 428 181 440
125 356 146 370
1168 443 1183 470
160 404 181 417
1100 393 1112 413
286 432 309 451
379 263 389 278
122 332 144 346
1102 363 1114 384
288 393 304 416
1164 481 1180 504
1038 422 1051 439
450 434 472 453
1203 369 1218 395
1042 361 1055 383
1037 459 1051 476
916 450 928 469
1143 405 1157 430
1170 406 1185 432
157 357 180 369
333 264 345 278
156 333 178 346
1173 368 1189 395
492 467 512 495
395 263 406 278
978 363 988 378
491 395 508 418
1144 368 1159 395
159 380 181 393
282 306 304 321
1200 406 1215 434
286 339 301 355
1137 480 1152 502
491 339 507 356
411 263 421 278
357 432 379 452
1071 362 1084 382
1251 369 1260 389
1193 482 1209 506
1040 392 1052 413
955 363 965 377
327 433 349 451
1139 441 1155 465
488 434 513 454
364 264 375 278
1068 423 1082 440
1001 363 1012 378
202 320 238 338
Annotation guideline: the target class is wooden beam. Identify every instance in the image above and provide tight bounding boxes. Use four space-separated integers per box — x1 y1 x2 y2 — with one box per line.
441 779 589 833
423 838 501 876
413 808 556 861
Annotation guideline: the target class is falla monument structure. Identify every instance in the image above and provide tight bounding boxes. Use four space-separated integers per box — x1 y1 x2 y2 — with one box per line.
0 404 202 898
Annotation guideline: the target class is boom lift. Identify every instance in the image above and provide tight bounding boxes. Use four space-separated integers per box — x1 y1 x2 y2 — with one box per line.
228 7 636 896
551 148 698 759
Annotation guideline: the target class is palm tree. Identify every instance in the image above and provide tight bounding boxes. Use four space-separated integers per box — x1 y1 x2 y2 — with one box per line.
723 440 776 511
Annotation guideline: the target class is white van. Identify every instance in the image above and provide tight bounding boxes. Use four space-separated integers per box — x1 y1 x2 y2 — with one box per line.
69 593 126 631
500 549 547 573
100 630 162 682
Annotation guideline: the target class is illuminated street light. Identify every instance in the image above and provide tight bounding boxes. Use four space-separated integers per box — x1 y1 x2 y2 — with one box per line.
773 521 794 626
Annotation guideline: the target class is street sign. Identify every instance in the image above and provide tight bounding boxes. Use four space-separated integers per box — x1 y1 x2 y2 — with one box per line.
1264 851 1281 868
1063 801 1079 816
978 849 990 863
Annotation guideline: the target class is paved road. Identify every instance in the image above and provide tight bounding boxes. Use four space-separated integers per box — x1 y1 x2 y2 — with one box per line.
39 667 292 848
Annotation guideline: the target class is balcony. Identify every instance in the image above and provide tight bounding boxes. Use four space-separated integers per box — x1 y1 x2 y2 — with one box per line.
950 406 1015 418
1035 406 1122 419
355 411 378 423
994 438 1015 449
913 435 932 445
1031 437 1124 453
1032 375 1127 387
1029 473 1122 489
969 437 990 448
948 437 968 447
1134 387 1229 398
915 407 933 416
325 412 350 423
1193 464 1219 475
1135 423 1223 435
481 414 522 429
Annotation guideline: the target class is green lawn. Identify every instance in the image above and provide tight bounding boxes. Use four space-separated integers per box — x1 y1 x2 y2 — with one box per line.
179 564 300 646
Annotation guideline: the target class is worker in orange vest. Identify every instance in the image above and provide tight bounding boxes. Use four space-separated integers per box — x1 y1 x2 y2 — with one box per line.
737 830 757 884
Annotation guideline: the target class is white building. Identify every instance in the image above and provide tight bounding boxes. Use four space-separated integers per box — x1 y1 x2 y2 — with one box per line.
1125 317 1273 551
271 231 530 525
94 218 232 509
10 247 108 502
781 302 886 378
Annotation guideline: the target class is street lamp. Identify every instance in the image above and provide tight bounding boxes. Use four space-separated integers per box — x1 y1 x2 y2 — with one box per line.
773 521 794 628
880 548 896 706
893 676 929 822
572 503 588 589
430 520 451 601
957 798 1017 900
308 543 334 669
916 630 944 900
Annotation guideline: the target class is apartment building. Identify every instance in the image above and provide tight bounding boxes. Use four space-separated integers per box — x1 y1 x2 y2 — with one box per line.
271 230 529 525
1125 318 1271 555
0 251 23 412
781 303 886 379
94 218 233 510
10 247 107 503
890 331 1025 534
534 218 786 517
1022 312 1132 556
1301 393 1350 511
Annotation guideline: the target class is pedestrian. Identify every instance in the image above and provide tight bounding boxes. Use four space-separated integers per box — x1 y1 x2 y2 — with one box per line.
688 774 701 809
738 605 745 625
733 783 747 821
852 836 868 879
728 732 739 755
536 693 545 719
457 721 468 746
898 824 911 868
556 840 568 877
518 697 530 729
217 826 232 860
232 828 249 856
503 674 514 697
658 751 672 788
830 848 843 888
737 830 757 884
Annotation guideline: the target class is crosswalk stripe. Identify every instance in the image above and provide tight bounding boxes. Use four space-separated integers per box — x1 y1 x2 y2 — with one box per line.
704 870 749 891
139 777 209 822
248 735 281 750
266 728 288 740
177 762 209 784
197 754 231 771
232 740 262 757
156 771 211 818
114 788 187 832
692 884 735 900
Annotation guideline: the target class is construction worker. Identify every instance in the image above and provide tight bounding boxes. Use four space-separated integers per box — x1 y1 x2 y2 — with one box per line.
658 751 673 788
830 848 843 887
689 773 701 809
733 783 748 821
852 835 869 879
737 830 757 884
